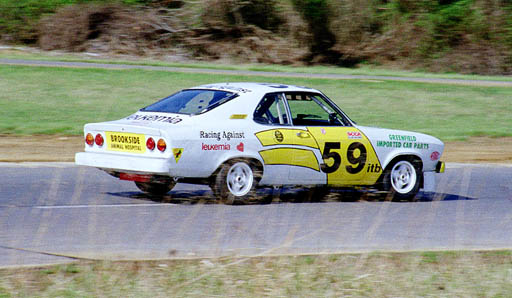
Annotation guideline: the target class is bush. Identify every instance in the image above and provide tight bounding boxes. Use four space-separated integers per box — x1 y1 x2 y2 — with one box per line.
201 0 283 32
38 3 187 54
0 0 83 43
0 0 151 43
291 0 335 55
429 0 474 49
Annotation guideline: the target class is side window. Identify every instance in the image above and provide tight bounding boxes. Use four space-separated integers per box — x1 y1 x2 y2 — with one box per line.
253 93 290 125
286 93 344 126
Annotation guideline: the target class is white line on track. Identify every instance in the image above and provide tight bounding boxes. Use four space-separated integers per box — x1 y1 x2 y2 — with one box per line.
34 203 172 209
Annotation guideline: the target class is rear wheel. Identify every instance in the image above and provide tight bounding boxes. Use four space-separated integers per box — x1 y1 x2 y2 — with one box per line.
383 159 421 201
135 180 176 196
213 159 270 205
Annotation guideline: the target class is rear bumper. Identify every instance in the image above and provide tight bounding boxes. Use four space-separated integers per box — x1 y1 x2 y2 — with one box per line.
75 152 171 174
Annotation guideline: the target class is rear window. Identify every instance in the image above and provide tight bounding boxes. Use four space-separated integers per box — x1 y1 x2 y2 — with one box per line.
140 89 238 115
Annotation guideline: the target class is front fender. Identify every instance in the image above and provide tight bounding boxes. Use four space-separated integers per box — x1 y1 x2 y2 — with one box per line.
357 125 444 173
380 150 424 171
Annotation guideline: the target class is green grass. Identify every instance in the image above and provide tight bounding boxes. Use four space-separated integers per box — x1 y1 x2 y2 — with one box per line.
0 251 511 297
1 64 511 140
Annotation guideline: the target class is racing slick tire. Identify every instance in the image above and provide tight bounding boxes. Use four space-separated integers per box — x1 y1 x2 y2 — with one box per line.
382 158 421 201
213 159 270 205
135 180 176 196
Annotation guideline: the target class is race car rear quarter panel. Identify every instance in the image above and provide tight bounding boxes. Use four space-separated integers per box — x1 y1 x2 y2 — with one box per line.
166 111 265 178
357 125 445 172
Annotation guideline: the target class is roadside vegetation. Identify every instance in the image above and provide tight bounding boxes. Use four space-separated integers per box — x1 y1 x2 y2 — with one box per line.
1 64 511 140
1 251 511 297
1 0 512 75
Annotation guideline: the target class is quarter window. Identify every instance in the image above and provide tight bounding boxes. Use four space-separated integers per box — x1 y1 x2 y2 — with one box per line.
253 93 290 125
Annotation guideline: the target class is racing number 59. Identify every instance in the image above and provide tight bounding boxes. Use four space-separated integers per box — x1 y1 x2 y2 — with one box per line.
320 142 367 174
319 142 341 173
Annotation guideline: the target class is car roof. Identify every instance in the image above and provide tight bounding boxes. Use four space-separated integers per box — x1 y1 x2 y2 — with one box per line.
190 82 321 94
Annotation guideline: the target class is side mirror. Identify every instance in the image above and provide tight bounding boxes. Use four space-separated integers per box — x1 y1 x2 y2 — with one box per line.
329 112 339 124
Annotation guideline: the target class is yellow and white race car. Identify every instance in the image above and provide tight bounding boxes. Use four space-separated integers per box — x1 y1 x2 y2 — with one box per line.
76 83 445 203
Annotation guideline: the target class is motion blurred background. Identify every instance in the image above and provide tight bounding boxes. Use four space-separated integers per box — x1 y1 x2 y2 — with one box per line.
1 0 511 75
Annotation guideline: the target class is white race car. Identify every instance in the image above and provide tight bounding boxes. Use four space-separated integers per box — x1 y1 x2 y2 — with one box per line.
76 83 445 203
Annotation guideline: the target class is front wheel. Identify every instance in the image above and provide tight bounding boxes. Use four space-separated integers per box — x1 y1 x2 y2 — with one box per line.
212 159 269 205
383 159 421 201
135 180 176 196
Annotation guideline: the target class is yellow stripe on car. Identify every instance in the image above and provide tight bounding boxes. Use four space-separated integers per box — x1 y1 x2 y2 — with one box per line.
259 148 320 171
255 129 319 148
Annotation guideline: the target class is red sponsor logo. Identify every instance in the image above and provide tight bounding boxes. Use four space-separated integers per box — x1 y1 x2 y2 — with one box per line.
236 142 244 152
347 131 362 139
202 143 231 151
430 151 440 161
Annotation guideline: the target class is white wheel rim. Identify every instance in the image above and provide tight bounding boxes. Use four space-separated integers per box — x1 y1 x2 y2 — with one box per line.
227 162 254 197
390 161 417 194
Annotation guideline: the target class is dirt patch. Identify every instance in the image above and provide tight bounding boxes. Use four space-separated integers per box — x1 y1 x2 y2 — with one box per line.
441 137 512 164
1 135 511 164
0 135 84 162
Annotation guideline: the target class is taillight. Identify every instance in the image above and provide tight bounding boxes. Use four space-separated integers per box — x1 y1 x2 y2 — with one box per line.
95 134 104 146
146 137 155 151
85 133 94 146
157 139 166 152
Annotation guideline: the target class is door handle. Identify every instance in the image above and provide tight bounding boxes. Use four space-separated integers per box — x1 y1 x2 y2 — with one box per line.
297 132 310 138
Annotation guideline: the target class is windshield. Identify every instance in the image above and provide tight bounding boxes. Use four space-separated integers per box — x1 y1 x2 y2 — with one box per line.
141 89 238 115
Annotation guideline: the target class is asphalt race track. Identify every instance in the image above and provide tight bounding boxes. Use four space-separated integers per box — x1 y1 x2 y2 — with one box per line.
1 162 511 268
